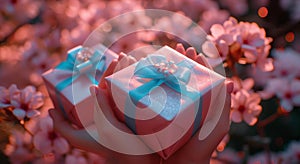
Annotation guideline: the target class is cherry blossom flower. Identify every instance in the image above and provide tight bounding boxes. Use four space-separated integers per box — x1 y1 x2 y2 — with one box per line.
232 77 255 93
65 149 88 164
280 0 300 21
10 85 44 120
220 0 248 16
230 77 264 126
33 116 70 155
199 8 230 33
231 89 262 125
4 130 35 164
265 79 300 111
280 141 300 164
248 152 279 164
203 17 273 72
0 84 19 108
271 48 300 80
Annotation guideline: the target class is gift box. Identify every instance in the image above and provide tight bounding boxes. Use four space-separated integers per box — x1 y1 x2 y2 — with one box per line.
43 44 118 128
105 46 225 159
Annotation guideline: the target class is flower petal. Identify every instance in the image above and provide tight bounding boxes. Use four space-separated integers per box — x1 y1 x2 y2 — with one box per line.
231 110 242 123
243 112 258 126
292 95 300 106
12 108 26 120
202 41 219 58
242 78 254 90
53 137 70 154
244 51 257 63
281 99 293 112
26 110 40 118
211 24 225 38
257 58 274 72
33 131 52 154
65 155 77 164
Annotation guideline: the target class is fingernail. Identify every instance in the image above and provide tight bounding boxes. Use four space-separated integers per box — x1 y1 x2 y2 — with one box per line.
89 85 98 96
226 80 234 93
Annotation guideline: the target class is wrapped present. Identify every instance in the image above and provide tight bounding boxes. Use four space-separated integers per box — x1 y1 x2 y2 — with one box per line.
105 46 225 159
43 44 118 128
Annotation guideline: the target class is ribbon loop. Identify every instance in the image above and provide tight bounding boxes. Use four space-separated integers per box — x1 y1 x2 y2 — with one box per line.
55 46 106 91
129 54 198 104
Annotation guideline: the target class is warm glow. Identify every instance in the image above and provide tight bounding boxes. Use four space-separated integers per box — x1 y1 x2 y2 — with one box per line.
285 32 295 43
217 144 225 152
258 7 268 18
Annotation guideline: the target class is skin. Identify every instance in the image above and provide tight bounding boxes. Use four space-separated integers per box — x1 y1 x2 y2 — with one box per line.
49 53 234 164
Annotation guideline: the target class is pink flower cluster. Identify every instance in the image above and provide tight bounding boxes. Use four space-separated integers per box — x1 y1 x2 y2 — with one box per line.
203 17 273 72
259 49 300 111
0 84 44 120
230 78 262 125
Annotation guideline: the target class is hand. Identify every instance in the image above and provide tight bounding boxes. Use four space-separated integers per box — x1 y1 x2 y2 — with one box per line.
49 51 234 164
164 80 233 164
49 53 161 164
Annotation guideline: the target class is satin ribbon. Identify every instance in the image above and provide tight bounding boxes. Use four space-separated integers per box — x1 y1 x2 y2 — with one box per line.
129 54 198 103
125 54 202 135
55 46 106 91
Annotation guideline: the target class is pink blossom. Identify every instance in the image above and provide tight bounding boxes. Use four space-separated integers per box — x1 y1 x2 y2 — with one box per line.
280 141 300 164
230 77 264 125
65 149 88 164
236 21 273 71
271 48 300 80
65 149 106 164
10 85 44 120
232 77 255 93
203 17 273 72
280 0 300 21
199 8 230 33
231 89 262 126
33 116 70 155
203 17 236 59
110 33 148 54
220 0 248 16
4 130 35 164
86 152 107 164
266 79 300 111
248 152 279 164
0 84 19 108
249 66 272 87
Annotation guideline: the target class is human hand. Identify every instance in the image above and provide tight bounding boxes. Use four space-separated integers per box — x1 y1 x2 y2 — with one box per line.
49 52 161 164
164 80 233 164
49 50 233 164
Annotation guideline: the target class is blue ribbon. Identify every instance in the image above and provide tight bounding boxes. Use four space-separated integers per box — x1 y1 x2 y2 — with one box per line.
129 54 198 103
55 46 106 91
125 54 203 135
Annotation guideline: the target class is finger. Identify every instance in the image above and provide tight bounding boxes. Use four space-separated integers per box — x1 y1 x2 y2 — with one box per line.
186 47 197 60
175 43 186 54
195 53 211 69
96 87 133 133
49 109 112 156
99 60 118 89
225 79 234 94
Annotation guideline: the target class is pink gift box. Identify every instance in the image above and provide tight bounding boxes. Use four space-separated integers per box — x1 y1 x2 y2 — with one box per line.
105 46 225 159
43 44 118 128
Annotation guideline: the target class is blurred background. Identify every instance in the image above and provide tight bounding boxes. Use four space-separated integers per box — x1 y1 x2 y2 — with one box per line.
0 0 299 163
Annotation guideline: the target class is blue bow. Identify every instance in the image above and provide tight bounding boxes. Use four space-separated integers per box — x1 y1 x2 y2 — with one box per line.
55 46 106 91
125 54 203 135
129 54 198 103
